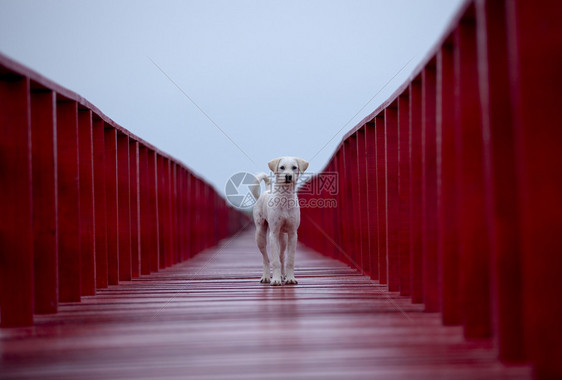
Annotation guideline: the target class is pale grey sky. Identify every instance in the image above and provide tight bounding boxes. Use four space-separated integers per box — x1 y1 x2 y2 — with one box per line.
0 0 463 194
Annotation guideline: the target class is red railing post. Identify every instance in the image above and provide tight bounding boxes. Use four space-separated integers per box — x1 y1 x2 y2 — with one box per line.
356 126 371 277
475 0 524 362
157 155 167 268
375 113 387 285
421 62 440 312
189 174 198 257
397 91 411 296
129 140 140 278
184 171 192 260
506 0 562 376
138 145 151 275
437 37 461 325
117 134 131 281
385 104 400 291
328 161 339 260
104 127 119 285
176 166 183 262
409 77 423 303
78 108 96 296
454 7 491 338
31 88 58 314
147 150 160 272
343 138 358 268
0 76 34 326
93 117 108 289
365 122 379 280
166 159 174 265
335 150 348 265
57 98 81 302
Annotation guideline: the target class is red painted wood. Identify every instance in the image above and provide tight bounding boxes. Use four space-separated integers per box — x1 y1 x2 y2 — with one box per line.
343 138 359 269
138 146 151 274
409 78 423 304
157 155 167 268
31 89 58 314
506 0 562 377
1 53 249 330
78 108 96 296
385 105 400 292
364 122 379 280
422 63 440 312
329 160 340 261
375 114 387 285
56 98 81 303
437 39 461 326
184 171 192 260
397 92 411 297
335 150 349 265
454 8 491 339
189 174 199 259
172 164 179 265
186 170 192 257
174 166 183 263
104 127 119 285
350 136 362 269
356 127 371 276
92 117 108 289
476 0 524 363
129 140 140 278
176 168 184 261
117 134 131 282
147 149 160 272
202 184 211 251
0 76 34 327
165 159 174 267
0 231 533 379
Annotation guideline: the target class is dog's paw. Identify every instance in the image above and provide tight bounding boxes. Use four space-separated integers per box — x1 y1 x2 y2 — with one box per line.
260 276 271 284
270 278 283 286
285 277 298 285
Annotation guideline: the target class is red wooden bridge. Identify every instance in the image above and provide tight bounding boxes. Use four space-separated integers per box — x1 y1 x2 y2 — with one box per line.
1 1 561 379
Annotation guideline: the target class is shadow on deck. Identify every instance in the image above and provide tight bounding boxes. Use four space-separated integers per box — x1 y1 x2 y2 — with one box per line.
0 230 531 379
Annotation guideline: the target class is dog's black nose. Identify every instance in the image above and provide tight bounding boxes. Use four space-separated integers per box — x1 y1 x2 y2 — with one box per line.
285 174 292 182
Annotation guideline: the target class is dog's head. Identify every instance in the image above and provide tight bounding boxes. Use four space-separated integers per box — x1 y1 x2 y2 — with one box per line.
268 156 309 185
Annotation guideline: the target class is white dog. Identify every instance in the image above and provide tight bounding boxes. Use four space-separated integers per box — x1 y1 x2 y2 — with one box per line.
251 157 309 286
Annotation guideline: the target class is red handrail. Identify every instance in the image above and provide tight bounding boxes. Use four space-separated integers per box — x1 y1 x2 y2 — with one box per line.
0 53 249 327
298 1 562 378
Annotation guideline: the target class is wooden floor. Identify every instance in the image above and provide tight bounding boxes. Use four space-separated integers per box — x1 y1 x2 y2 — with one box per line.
1 229 531 379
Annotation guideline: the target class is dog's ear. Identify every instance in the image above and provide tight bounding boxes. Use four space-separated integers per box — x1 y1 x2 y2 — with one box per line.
295 158 309 173
268 158 282 172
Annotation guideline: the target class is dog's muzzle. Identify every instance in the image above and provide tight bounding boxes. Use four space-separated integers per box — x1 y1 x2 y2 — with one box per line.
285 174 293 183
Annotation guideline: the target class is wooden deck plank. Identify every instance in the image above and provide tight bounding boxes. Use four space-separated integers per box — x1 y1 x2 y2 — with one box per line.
0 230 531 379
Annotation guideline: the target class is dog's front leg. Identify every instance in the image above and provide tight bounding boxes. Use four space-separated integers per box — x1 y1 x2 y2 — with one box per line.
255 227 270 283
285 232 298 285
269 229 283 286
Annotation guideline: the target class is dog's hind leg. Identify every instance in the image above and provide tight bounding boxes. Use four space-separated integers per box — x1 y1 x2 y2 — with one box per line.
285 232 298 285
280 233 288 281
256 226 270 283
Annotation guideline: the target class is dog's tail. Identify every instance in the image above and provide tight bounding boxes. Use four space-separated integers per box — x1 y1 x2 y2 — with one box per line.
251 172 271 200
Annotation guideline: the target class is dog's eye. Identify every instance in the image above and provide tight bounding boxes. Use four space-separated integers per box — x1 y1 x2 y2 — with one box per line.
292 166 297 170
280 166 285 170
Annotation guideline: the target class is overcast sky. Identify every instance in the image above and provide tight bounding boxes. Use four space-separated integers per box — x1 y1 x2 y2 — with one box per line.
0 0 463 195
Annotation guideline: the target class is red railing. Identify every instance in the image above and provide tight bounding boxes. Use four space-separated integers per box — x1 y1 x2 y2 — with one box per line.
299 1 562 378
0 53 249 328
